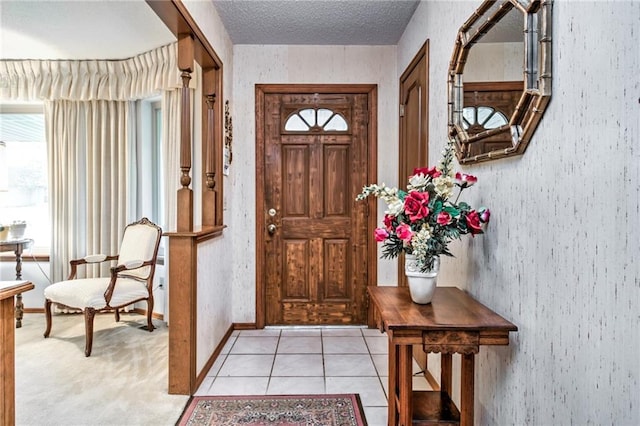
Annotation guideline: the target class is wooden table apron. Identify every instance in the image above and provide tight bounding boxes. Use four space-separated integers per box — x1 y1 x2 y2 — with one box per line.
368 286 517 426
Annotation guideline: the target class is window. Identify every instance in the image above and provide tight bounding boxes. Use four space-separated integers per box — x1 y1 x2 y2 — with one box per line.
136 97 164 257
461 106 508 131
0 101 164 257
284 108 348 132
150 100 163 228
0 104 49 252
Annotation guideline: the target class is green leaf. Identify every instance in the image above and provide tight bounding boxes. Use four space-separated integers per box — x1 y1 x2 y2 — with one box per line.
432 200 443 215
444 206 459 216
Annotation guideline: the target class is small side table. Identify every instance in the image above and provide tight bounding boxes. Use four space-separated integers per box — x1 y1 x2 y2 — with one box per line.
0 238 34 328
368 286 518 426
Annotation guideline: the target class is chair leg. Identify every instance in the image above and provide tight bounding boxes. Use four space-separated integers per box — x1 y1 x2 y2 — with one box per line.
84 308 96 357
114 308 120 322
146 298 155 332
44 299 53 338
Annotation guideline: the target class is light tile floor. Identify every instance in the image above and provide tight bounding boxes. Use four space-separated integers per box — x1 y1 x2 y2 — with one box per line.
194 326 432 426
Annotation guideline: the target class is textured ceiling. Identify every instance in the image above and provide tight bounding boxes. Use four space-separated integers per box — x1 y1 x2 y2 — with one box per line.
0 0 522 60
211 0 421 45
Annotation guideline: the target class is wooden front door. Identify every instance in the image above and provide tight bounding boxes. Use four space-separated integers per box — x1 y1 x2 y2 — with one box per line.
256 85 377 326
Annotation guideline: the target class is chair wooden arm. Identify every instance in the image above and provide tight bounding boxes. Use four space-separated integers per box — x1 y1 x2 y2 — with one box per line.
103 259 155 305
68 255 118 280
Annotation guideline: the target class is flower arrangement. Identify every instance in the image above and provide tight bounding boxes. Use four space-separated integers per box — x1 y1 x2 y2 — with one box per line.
356 140 490 272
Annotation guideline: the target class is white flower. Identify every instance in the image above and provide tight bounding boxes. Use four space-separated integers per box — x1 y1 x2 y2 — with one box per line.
433 176 454 199
385 199 404 216
419 223 432 239
410 225 433 268
408 174 428 190
356 184 398 203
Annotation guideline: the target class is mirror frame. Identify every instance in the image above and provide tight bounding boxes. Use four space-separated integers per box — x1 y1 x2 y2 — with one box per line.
448 0 552 164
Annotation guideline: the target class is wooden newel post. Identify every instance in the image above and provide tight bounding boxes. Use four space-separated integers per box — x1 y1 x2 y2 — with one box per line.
177 34 194 232
202 67 217 227
205 93 216 190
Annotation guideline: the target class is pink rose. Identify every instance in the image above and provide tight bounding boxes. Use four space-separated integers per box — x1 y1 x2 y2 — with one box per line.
466 210 483 235
479 208 490 223
455 172 478 187
374 228 389 242
395 223 413 242
403 191 430 221
437 211 452 225
412 166 441 179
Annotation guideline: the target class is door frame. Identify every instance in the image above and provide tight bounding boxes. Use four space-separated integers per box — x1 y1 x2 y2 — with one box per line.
398 41 429 287
255 84 378 329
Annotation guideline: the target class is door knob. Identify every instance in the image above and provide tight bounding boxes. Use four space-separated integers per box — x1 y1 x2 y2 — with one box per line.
267 224 277 234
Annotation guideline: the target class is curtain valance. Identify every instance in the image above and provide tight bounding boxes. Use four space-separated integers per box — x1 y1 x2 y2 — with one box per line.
0 42 183 101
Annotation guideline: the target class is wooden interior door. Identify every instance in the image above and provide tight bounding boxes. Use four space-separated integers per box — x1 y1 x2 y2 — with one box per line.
398 41 429 287
463 81 523 156
257 86 374 326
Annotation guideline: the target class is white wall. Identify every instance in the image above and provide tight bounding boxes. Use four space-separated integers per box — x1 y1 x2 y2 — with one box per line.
229 44 398 322
0 260 50 308
464 42 523 82
398 1 639 424
187 2 639 421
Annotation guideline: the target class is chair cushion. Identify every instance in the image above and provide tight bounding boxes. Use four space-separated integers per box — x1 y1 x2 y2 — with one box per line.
44 277 149 310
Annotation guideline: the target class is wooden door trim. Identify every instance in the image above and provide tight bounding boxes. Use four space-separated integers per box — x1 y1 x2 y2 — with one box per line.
399 40 430 183
255 84 378 329
398 40 429 288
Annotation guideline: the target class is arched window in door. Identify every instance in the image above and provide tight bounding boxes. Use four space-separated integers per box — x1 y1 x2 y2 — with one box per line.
462 106 508 131
284 108 348 132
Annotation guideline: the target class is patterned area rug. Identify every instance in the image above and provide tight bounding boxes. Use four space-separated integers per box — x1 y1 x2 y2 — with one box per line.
177 394 368 426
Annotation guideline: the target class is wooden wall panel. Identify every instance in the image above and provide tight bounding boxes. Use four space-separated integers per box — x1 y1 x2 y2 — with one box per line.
283 240 309 299
282 146 309 217
323 145 349 216
323 239 349 300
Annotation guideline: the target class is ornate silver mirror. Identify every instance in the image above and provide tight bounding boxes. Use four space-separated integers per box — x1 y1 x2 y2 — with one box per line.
448 0 552 164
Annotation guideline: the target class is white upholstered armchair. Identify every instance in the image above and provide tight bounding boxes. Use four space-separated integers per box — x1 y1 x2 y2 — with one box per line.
43 218 162 356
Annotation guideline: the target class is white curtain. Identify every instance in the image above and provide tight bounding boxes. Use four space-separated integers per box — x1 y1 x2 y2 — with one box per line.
161 89 182 234
0 42 184 283
45 100 136 282
0 43 181 101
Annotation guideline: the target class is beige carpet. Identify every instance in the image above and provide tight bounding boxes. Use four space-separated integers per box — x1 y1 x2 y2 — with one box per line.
14 312 189 426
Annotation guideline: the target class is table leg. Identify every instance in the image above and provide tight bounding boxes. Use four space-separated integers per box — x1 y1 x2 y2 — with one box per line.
15 293 23 328
388 338 398 425
460 353 475 426
397 344 413 426
14 247 24 328
441 353 453 397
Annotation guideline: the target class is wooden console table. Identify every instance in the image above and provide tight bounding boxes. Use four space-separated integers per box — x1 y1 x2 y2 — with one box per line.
0 239 33 328
0 280 34 426
368 286 517 426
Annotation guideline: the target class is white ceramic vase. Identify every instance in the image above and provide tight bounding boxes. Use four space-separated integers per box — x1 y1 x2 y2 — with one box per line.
404 254 440 304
